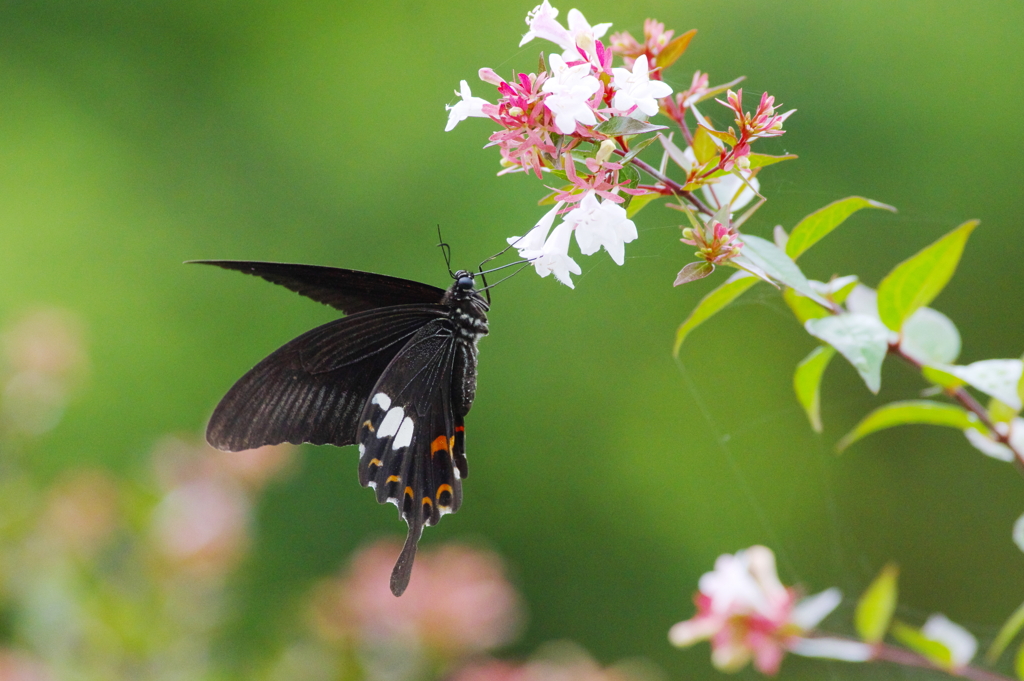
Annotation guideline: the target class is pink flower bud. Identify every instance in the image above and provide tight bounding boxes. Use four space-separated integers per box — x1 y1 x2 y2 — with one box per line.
478 68 504 86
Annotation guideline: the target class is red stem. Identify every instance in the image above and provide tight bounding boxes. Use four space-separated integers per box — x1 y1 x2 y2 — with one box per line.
870 640 1014 681
613 150 715 216
888 342 1024 475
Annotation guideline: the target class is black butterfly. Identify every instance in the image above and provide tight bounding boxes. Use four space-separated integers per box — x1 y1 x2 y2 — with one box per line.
192 260 489 596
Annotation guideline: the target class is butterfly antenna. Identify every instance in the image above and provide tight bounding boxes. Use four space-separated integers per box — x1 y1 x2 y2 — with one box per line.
477 261 534 294
475 236 526 304
436 225 455 279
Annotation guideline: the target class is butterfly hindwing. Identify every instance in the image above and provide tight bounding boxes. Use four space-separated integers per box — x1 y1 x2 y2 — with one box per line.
355 319 464 595
206 306 446 451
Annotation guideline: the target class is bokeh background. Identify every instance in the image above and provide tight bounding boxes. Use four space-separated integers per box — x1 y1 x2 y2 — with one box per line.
0 1 1022 679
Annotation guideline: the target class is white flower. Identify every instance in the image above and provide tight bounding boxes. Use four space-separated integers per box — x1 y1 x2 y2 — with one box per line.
963 420 1021 462
519 1 573 50
563 192 637 265
562 8 612 60
520 2 611 61
508 203 581 288
445 80 491 132
541 54 600 134
611 55 673 118
921 614 977 669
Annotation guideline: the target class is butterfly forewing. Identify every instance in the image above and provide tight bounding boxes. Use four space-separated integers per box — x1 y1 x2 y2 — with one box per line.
189 260 446 314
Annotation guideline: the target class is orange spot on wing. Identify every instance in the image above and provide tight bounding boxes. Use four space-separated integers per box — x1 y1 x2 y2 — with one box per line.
437 484 453 501
368 458 382 468
404 486 414 498
422 497 433 507
430 435 449 454
362 420 375 432
386 475 400 484
455 425 465 433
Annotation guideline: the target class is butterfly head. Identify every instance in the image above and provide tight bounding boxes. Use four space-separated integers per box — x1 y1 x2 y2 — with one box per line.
455 270 475 291
444 269 489 313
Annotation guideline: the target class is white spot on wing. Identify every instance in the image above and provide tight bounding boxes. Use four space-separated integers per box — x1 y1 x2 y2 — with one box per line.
367 480 377 489
377 407 404 438
453 467 461 480
358 443 365 456
393 417 414 450
372 392 392 410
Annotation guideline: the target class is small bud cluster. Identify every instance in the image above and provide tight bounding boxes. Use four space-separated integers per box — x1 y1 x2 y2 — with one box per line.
681 216 743 265
446 2 794 288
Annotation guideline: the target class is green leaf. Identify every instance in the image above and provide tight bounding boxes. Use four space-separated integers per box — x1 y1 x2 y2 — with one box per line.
900 307 962 365
877 220 978 331
989 398 1019 424
702 126 739 147
620 136 658 164
921 365 967 391
794 345 836 432
836 400 979 452
673 273 759 356
856 563 899 643
674 261 715 286
1016 641 1024 681
805 314 892 393
594 117 668 136
747 153 799 168
786 196 897 260
625 192 661 218
737 234 830 305
692 126 718 165
783 288 830 324
891 621 954 668
940 359 1024 411
654 28 697 69
987 600 1024 664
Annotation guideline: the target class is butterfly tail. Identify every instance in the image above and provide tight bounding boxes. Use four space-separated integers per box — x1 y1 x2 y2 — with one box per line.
390 518 423 596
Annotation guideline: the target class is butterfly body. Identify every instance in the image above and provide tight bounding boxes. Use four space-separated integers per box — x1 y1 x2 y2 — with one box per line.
194 261 488 595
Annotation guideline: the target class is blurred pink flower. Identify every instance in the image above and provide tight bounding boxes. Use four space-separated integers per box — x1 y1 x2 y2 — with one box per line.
151 475 250 576
0 650 52 681
1 308 88 435
669 546 849 675
450 644 646 681
40 469 119 557
1 309 87 379
217 442 296 490
313 539 523 656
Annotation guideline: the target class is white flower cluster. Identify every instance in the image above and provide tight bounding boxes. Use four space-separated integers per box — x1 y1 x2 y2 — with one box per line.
507 196 637 289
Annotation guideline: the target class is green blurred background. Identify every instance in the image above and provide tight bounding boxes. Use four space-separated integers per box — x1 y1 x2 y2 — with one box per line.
1 0 1022 678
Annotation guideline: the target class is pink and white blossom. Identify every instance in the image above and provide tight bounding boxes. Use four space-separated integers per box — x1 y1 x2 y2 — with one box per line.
520 2 612 61
445 80 493 132
669 546 860 675
541 54 600 134
519 1 573 51
563 192 637 266
611 55 673 118
508 203 582 288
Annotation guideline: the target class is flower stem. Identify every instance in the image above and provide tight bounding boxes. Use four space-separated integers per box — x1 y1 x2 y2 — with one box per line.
614 151 715 216
888 343 1024 476
869 640 1014 681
